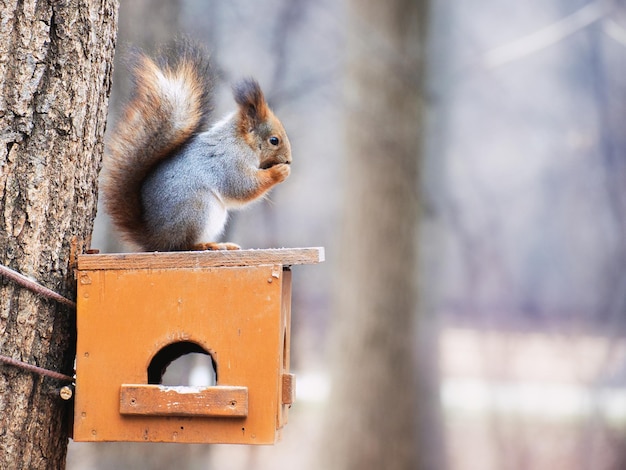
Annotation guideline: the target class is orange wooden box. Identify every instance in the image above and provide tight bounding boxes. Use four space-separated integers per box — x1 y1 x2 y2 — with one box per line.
73 248 323 444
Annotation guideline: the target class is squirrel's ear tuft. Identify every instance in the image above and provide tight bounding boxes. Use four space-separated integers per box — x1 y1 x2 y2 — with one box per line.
233 78 269 128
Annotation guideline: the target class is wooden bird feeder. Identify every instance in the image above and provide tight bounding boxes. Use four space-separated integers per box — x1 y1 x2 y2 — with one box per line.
72 247 324 444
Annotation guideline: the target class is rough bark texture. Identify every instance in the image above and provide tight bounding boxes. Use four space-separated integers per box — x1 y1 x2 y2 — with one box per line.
0 1 118 468
320 0 428 469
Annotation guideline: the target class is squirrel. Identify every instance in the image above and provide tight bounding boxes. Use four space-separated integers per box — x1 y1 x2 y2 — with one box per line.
102 41 292 252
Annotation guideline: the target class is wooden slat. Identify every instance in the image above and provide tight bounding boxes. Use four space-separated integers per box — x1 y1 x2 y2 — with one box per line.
281 373 296 405
77 247 324 271
119 384 248 418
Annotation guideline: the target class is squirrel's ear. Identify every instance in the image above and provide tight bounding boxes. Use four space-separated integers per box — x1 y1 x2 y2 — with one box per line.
233 78 269 129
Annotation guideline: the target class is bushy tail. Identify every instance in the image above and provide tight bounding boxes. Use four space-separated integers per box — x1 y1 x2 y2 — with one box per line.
102 40 214 249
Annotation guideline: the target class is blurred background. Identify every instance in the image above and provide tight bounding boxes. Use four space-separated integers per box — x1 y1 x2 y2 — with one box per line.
67 0 626 468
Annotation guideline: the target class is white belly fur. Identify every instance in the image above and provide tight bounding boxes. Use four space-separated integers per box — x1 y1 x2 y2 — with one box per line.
197 202 229 243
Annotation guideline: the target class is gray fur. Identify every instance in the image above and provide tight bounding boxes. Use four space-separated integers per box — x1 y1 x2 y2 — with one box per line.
141 117 262 251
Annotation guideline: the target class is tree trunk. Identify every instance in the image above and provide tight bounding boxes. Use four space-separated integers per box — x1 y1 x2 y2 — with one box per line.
319 0 431 469
0 1 118 468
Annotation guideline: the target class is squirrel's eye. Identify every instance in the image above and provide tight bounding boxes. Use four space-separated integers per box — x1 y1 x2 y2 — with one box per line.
269 136 280 146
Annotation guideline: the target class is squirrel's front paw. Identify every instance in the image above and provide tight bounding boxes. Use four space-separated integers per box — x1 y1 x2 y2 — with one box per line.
269 163 291 183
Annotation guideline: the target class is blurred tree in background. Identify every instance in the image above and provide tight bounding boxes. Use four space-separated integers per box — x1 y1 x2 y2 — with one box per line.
317 0 443 469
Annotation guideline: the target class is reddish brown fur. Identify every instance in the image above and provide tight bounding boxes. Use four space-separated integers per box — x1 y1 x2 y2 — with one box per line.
237 160 291 204
234 79 270 139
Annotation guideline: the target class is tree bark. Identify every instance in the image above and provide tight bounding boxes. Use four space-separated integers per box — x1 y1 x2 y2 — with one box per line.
0 1 118 468
319 0 431 469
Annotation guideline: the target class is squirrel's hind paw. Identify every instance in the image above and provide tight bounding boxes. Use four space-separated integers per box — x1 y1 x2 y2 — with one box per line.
192 242 241 251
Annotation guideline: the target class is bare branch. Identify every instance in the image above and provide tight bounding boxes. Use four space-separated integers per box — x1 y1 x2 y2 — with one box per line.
603 17 626 46
482 0 612 69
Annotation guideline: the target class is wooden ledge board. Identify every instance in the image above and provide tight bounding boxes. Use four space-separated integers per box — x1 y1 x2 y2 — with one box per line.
77 247 324 271
119 384 249 418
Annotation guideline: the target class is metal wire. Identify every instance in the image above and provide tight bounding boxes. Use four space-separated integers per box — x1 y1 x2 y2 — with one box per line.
0 263 76 309
0 354 74 382
0 263 76 382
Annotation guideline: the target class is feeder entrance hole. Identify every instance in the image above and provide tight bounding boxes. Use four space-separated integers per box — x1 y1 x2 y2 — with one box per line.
148 341 217 386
